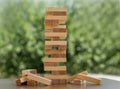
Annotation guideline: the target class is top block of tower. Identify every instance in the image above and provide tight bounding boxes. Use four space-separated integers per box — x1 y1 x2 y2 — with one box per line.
46 8 67 16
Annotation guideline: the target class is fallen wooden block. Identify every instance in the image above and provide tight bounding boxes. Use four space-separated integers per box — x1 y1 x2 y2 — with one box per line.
78 71 88 75
67 71 88 83
20 69 37 84
20 77 27 83
77 74 101 85
67 75 77 83
22 69 37 76
27 79 38 86
16 79 21 86
26 73 52 85
16 78 27 86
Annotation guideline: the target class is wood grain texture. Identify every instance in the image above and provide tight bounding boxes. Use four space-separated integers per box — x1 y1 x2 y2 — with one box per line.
45 45 66 50
45 49 66 54
45 41 66 46
44 66 66 71
44 58 66 62
44 62 59 66
45 15 66 23
77 74 101 85
44 74 67 79
45 25 66 32
67 71 88 83
26 73 52 85
22 69 37 76
47 8 67 11
45 32 67 39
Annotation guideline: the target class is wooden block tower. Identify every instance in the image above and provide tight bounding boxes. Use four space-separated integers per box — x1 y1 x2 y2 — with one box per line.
44 8 67 84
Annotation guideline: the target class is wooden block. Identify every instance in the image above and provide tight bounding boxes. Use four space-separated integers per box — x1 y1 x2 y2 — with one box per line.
44 58 66 62
45 15 66 24
47 8 67 11
45 41 66 46
47 12 66 16
16 79 21 86
45 45 52 50
45 25 59 30
51 54 66 58
20 77 27 83
44 18 60 29
45 16 66 22
26 73 52 85
52 71 66 75
44 62 59 66
51 71 60 75
16 78 27 86
27 79 38 86
59 79 67 84
47 8 67 16
67 75 77 83
22 69 37 76
53 25 66 32
45 49 66 54
77 74 101 85
78 71 88 75
16 75 28 86
45 19 59 26
44 74 67 79
47 11 66 16
67 71 89 83
45 32 67 39
52 79 60 85
58 46 66 50
72 79 82 85
45 45 66 50
45 25 66 32
44 66 66 71
45 18 66 30
47 8 67 12
17 75 22 79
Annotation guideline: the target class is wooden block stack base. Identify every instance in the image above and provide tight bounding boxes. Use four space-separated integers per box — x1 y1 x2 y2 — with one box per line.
16 70 101 86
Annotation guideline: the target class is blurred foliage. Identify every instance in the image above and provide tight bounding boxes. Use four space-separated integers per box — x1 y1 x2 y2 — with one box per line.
0 0 120 77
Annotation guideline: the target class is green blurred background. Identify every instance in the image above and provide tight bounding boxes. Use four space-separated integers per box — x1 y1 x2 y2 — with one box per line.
0 0 120 78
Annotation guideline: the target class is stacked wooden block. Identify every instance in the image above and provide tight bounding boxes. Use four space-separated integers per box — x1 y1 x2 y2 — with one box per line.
44 8 67 84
